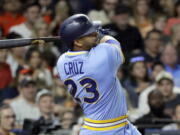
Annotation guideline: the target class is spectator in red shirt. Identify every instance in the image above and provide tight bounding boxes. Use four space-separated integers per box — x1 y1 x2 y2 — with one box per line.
0 49 12 89
0 0 25 36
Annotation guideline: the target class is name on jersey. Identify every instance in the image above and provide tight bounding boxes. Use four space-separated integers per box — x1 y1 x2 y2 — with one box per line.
64 61 84 75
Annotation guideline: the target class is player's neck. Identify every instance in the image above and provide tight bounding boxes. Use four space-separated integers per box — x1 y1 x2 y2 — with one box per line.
73 46 88 51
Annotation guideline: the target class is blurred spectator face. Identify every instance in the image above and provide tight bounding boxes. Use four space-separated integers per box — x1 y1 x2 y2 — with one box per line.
61 111 75 129
114 13 129 28
25 5 40 24
3 0 21 12
161 45 178 66
12 47 26 58
102 0 118 13
145 32 162 55
21 84 37 101
36 23 50 37
29 51 42 69
157 79 173 97
151 64 164 80
0 49 7 63
38 95 54 115
148 90 165 116
39 0 52 7
0 107 15 131
131 61 147 79
154 16 167 32
136 0 149 15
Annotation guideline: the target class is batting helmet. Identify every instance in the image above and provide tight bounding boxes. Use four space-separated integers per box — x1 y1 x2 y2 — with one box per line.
59 14 100 48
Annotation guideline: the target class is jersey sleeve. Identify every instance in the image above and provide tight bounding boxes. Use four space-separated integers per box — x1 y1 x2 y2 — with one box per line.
105 39 125 64
93 38 125 73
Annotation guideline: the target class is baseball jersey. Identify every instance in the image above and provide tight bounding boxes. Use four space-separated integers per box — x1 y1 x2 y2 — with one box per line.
56 39 128 131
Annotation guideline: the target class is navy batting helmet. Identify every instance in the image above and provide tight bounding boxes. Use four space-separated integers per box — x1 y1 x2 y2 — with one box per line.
59 14 100 49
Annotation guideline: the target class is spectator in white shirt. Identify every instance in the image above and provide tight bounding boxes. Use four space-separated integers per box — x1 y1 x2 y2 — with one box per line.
10 77 40 126
9 2 41 38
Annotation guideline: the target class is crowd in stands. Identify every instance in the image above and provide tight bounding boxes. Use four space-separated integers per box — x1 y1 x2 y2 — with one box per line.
0 0 180 135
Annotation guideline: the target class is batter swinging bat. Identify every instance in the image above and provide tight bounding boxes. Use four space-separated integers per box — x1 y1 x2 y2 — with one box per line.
0 37 60 49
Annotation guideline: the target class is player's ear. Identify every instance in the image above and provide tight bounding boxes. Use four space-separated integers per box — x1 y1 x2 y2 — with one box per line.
74 39 83 48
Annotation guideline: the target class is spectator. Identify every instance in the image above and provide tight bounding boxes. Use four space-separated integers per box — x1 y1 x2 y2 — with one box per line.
150 61 165 81
156 71 180 116
135 90 171 134
130 0 153 37
61 110 76 130
123 56 151 108
10 77 40 126
23 47 53 89
9 2 42 38
0 0 25 36
38 0 53 24
161 44 180 87
50 0 70 35
137 71 180 119
88 0 118 25
5 32 26 78
164 0 180 35
153 14 167 33
0 49 12 90
28 89 60 134
141 29 163 68
0 104 16 135
33 21 60 57
162 104 180 130
171 23 180 48
103 4 144 58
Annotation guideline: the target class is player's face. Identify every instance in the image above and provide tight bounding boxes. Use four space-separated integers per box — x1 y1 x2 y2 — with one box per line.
77 32 99 50
0 108 15 131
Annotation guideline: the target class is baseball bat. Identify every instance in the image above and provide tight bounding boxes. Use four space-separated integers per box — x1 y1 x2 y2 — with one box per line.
0 37 60 49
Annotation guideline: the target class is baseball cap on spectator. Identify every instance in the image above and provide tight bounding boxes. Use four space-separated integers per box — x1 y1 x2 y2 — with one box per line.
36 89 52 103
155 71 173 83
20 77 36 87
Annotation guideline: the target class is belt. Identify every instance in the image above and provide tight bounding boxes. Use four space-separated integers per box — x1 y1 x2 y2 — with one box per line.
83 115 128 131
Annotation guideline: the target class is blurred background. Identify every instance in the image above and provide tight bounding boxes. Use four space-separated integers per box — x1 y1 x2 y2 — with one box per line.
0 0 180 135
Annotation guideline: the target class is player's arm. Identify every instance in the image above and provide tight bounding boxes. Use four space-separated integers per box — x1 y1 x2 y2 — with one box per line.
99 35 125 64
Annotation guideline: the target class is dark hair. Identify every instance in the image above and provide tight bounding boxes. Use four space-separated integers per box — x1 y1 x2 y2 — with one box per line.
145 29 162 40
6 32 22 39
129 60 150 86
174 0 180 17
42 50 57 67
24 2 41 12
151 61 164 71
25 47 42 62
114 4 130 15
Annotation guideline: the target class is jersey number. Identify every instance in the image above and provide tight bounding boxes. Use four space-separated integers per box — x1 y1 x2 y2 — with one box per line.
64 78 99 104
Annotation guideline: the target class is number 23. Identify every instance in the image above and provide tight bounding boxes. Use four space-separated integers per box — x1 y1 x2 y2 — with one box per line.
64 78 100 104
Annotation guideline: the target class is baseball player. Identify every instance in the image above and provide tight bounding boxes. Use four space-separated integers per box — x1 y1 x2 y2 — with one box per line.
56 14 141 135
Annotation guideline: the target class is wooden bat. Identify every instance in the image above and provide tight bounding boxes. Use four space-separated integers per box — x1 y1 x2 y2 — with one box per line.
0 37 60 49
